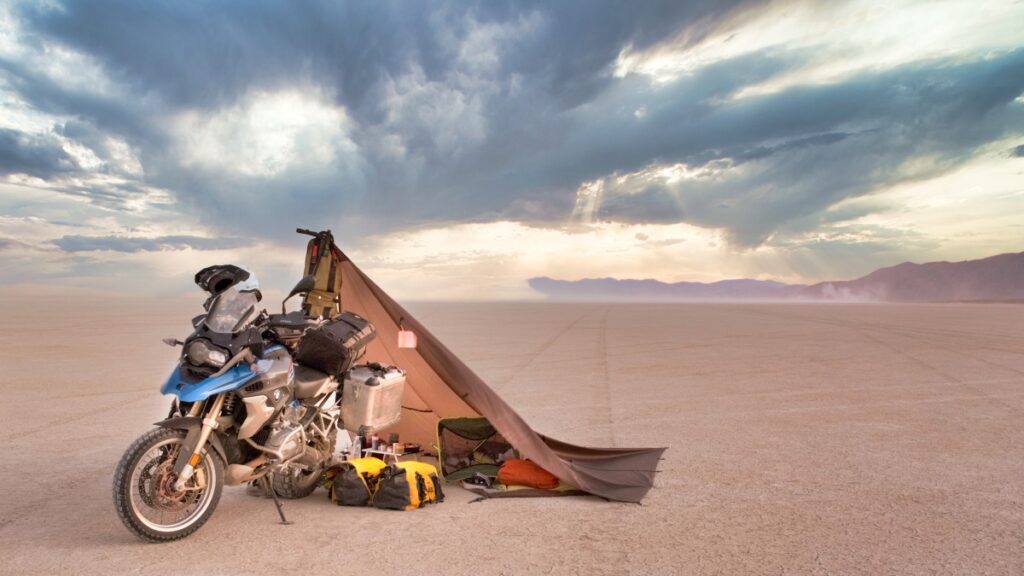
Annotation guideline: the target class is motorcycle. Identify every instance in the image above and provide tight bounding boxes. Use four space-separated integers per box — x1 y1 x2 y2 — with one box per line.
113 263 346 542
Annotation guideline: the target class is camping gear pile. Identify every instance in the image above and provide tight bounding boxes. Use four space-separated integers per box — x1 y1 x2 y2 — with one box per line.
295 227 665 507
295 230 447 512
325 457 444 511
297 227 663 504
284 234 446 510
438 417 516 481
295 226 663 504
329 240 666 503
435 417 580 498
291 231 601 505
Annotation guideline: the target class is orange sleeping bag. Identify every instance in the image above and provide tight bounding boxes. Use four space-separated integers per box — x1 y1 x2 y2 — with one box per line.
497 459 560 490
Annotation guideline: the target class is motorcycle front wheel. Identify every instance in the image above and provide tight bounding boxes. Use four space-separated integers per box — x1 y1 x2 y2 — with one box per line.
113 427 224 542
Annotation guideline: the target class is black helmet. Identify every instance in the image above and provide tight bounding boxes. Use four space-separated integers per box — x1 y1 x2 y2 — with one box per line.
194 264 261 300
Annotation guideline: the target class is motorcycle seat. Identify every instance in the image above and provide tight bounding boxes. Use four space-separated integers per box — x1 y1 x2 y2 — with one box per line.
293 364 334 399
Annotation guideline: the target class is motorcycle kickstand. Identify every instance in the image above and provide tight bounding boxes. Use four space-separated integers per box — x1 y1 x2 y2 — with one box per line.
262 475 293 526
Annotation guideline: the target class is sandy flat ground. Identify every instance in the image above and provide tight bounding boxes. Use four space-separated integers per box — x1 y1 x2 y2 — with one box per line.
1 298 1022 575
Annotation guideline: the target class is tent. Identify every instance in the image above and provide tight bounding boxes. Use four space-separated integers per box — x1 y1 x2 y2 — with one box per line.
337 251 666 503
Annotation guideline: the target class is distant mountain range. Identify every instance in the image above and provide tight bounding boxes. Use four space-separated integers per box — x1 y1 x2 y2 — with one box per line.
528 251 1024 302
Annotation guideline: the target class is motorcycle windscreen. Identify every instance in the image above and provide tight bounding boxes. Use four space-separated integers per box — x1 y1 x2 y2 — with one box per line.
205 286 259 333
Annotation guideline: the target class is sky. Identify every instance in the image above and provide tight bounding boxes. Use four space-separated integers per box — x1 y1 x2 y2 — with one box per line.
0 0 1022 300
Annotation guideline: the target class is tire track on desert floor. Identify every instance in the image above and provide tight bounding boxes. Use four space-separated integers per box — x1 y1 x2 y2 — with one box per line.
7 391 154 442
718 305 1024 414
738 306 1024 374
595 308 614 444
716 305 1024 377
678 376 1024 401
539 309 618 444
780 307 1024 381
850 326 1024 415
638 388 1024 422
490 306 601 391
0 457 129 533
861 323 1024 376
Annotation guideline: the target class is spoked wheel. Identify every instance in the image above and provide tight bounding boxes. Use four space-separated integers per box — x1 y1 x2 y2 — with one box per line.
113 428 224 542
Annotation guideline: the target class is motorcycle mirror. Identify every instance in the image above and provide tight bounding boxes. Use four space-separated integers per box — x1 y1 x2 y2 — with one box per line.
162 338 184 347
282 275 317 313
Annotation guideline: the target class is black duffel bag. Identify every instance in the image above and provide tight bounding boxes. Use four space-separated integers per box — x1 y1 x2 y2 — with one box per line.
295 311 376 378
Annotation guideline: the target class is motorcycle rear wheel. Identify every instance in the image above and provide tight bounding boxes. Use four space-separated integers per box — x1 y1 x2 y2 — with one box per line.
272 461 324 499
113 427 224 542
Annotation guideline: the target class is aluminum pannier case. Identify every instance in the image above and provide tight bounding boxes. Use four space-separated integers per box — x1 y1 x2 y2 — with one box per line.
341 363 406 435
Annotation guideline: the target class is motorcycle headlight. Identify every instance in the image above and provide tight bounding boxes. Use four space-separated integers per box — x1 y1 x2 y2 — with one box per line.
186 339 228 368
207 348 228 367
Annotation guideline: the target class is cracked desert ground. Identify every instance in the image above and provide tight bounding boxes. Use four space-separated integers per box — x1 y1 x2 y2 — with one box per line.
1 298 1022 575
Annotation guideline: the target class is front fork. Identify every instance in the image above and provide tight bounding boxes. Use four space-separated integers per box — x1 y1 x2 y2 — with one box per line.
173 394 226 491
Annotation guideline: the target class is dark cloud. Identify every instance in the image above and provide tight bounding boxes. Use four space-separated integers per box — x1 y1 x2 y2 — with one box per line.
1012 144 1024 157
6 0 762 241
588 51 1024 244
4 1 1023 249
20 1 755 113
0 127 76 178
56 120 119 166
53 235 247 253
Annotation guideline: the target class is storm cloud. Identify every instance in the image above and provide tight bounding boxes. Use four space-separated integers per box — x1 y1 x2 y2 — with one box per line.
579 50 1024 243
0 127 77 178
1 0 1022 257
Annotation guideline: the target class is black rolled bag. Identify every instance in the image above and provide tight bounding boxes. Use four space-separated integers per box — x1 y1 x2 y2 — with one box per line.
374 462 445 511
324 457 387 506
295 311 376 378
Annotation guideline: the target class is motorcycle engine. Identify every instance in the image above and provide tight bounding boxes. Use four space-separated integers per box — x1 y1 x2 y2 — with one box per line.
263 401 311 462
265 421 305 462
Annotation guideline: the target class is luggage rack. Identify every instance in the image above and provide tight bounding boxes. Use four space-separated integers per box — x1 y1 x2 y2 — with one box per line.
359 447 424 464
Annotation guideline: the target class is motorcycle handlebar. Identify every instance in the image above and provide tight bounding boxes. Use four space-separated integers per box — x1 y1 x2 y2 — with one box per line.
296 228 318 237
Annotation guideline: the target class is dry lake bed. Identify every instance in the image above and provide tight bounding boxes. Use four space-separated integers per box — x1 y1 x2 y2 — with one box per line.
1 298 1022 575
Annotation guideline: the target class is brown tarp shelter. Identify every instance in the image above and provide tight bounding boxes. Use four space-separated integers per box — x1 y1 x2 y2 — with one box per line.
338 252 666 503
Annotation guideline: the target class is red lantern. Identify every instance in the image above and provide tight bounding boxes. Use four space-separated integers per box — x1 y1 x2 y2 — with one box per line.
397 317 417 349
398 329 417 349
